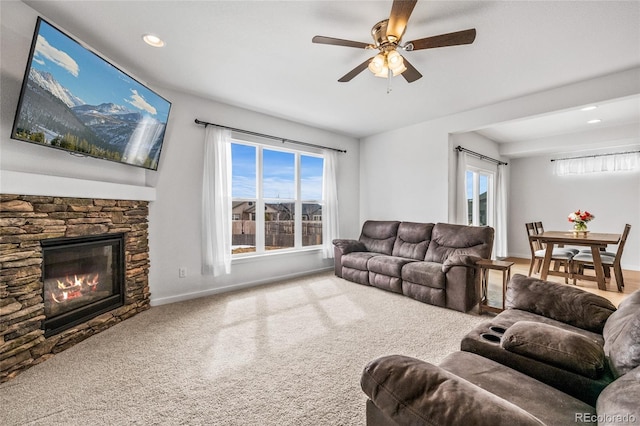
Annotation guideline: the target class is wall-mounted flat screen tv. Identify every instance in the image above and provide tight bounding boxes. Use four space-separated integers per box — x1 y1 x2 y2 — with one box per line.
11 17 171 171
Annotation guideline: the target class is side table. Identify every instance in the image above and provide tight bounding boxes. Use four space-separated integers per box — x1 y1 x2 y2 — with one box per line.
476 259 515 314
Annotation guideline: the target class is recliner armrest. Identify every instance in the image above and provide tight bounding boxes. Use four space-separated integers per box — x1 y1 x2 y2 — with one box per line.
505 274 616 333
332 238 367 254
361 355 544 426
442 253 483 272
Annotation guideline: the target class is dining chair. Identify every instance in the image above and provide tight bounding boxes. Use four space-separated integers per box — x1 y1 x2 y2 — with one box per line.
526 222 574 283
572 224 631 292
533 221 579 255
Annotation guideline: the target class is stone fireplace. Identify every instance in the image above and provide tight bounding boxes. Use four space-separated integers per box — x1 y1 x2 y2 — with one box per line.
0 195 150 382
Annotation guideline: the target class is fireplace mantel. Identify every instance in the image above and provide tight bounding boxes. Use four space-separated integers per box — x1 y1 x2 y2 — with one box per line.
0 171 156 201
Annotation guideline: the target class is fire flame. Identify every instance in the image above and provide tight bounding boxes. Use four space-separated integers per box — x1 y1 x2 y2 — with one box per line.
51 274 100 303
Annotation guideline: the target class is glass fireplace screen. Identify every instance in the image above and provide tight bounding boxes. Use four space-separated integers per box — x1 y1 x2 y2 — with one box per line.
42 233 124 336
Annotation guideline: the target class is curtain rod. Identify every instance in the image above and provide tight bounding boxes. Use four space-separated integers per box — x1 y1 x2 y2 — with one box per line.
194 119 347 153
550 150 640 162
455 145 508 166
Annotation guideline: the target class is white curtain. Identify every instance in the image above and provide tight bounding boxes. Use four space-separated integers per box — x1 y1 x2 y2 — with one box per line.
322 149 339 258
455 151 468 224
201 126 232 276
554 151 640 175
494 164 508 258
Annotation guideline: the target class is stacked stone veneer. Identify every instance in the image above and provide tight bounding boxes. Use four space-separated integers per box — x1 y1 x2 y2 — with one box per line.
0 195 150 382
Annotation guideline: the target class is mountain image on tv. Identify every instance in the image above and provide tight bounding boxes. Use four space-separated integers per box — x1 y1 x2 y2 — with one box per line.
12 18 171 170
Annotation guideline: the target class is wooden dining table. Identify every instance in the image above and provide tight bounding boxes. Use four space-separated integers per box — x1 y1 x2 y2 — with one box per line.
531 231 621 290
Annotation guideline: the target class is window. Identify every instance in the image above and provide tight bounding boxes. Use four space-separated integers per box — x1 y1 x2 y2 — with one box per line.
466 167 494 226
231 140 324 255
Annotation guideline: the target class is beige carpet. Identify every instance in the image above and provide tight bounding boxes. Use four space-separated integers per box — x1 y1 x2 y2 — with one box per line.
0 272 484 425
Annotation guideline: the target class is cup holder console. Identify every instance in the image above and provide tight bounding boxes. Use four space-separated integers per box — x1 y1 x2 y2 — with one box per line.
490 326 506 334
480 333 501 343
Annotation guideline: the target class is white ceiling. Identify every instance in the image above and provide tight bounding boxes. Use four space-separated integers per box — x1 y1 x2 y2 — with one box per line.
21 0 640 144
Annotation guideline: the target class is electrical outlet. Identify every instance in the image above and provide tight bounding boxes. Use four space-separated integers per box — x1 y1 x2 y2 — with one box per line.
178 267 187 278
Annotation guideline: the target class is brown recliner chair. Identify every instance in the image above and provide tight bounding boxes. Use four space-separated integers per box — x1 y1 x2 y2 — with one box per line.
361 275 640 425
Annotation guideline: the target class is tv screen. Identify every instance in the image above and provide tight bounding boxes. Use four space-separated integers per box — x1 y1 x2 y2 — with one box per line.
11 17 171 171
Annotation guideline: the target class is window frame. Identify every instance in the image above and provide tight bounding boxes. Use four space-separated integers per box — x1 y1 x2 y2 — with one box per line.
230 137 325 257
466 165 495 227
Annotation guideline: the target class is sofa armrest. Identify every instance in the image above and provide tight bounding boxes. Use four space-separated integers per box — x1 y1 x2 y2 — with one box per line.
332 239 367 255
505 274 616 333
442 253 483 272
361 355 545 426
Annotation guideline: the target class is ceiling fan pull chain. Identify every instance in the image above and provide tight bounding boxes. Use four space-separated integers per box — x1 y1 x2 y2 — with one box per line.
387 68 393 94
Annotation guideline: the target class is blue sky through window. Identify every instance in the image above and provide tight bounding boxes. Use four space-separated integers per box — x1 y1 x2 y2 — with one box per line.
231 143 256 198
231 144 324 200
466 170 488 200
301 155 323 200
263 149 295 199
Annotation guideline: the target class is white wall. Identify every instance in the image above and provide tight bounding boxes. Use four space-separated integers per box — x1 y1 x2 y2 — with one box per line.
360 67 640 271
0 1 361 306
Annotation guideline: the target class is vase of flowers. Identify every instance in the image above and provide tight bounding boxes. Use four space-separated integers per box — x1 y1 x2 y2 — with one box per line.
568 210 594 235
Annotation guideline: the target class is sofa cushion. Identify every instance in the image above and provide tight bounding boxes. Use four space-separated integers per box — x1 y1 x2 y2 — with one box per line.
368 255 415 278
596 365 640 426
341 252 380 271
425 223 494 263
401 261 445 289
332 238 367 254
501 321 605 379
505 274 616 333
441 352 595 425
603 290 640 378
461 315 612 406
359 220 400 255
391 222 433 260
362 354 547 426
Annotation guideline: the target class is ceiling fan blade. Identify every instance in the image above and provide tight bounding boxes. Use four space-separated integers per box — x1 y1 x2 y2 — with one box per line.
338 57 373 82
401 57 422 83
312 35 371 49
387 0 418 41
407 28 477 50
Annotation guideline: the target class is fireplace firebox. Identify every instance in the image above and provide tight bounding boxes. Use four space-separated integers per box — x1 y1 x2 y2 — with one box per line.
41 233 125 337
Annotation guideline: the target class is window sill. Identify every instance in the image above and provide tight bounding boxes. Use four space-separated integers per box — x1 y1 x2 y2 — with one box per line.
231 246 324 264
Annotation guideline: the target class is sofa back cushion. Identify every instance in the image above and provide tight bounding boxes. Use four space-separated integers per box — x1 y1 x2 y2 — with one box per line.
392 222 434 260
506 274 616 333
424 223 494 263
359 220 400 255
603 290 640 378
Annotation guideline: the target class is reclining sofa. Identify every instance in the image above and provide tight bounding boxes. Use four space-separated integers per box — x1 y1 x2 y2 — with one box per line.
333 221 494 312
361 274 640 425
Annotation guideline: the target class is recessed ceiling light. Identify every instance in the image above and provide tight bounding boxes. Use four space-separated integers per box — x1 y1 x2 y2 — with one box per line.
587 119 602 124
143 34 165 48
580 105 598 111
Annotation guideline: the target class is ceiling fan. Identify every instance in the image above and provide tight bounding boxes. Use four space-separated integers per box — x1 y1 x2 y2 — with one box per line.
312 0 476 83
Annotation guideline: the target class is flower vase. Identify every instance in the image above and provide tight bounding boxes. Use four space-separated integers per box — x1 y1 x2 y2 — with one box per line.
573 222 588 237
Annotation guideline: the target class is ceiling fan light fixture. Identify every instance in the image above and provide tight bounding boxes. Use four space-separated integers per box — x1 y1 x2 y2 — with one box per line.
368 53 386 74
387 50 406 74
391 62 407 76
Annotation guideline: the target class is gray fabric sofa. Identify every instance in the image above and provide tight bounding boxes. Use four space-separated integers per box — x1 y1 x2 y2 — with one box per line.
361 275 640 425
332 221 494 312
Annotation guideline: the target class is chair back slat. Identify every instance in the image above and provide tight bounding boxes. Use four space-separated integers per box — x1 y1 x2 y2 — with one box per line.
614 224 632 263
525 222 542 251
